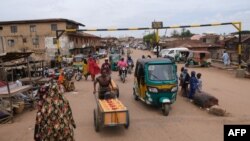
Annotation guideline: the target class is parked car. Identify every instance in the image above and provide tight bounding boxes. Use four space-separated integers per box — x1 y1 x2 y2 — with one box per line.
159 47 189 59
153 46 161 54
98 49 108 58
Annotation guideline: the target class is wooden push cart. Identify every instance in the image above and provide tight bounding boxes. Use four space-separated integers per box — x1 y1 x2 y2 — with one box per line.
93 98 129 132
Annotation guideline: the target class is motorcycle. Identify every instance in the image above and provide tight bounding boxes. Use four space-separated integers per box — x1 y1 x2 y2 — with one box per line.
75 68 82 81
127 61 133 74
64 68 74 81
120 67 127 83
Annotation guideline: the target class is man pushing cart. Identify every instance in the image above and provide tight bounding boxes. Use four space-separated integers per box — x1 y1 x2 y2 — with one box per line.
93 68 129 132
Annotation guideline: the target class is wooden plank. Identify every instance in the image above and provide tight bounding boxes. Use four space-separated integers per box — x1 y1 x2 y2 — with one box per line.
0 85 32 98
104 112 127 125
19 77 42 83
37 78 52 84
98 99 127 112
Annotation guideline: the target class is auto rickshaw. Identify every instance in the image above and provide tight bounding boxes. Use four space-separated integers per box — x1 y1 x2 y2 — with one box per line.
133 58 178 116
109 54 121 71
185 51 211 67
72 54 86 71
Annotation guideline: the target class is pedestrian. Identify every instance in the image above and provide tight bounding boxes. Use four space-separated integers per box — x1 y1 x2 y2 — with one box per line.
196 73 202 93
82 59 89 80
189 71 198 99
179 67 185 96
88 56 100 81
34 84 76 141
222 50 230 66
179 67 185 86
182 68 190 97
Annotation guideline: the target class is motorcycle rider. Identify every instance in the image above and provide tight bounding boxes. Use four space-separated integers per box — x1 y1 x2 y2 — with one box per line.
117 58 128 76
127 56 134 68
101 58 111 75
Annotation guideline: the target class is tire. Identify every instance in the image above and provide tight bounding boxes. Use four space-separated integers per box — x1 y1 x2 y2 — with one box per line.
71 83 75 91
94 109 100 132
133 88 139 101
75 74 81 81
124 111 130 129
162 104 170 116
116 88 119 98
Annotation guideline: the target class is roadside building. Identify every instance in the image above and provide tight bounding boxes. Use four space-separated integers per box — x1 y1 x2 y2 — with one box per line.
0 18 85 62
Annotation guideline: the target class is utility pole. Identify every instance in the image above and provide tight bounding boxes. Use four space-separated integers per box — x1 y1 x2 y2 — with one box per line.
152 21 163 57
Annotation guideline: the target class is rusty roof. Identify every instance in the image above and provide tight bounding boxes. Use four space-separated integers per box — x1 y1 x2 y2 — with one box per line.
161 39 222 48
0 52 32 63
0 18 85 26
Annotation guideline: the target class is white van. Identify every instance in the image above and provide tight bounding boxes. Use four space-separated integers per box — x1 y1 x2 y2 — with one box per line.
153 46 161 54
159 47 189 58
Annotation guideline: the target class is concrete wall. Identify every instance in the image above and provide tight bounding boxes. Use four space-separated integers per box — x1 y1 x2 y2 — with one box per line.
0 22 66 52
45 36 70 59
0 36 4 53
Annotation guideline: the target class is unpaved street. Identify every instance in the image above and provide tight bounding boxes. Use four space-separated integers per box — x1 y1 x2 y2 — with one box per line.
0 49 250 141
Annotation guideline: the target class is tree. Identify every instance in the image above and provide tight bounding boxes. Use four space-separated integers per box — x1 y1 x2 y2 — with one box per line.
171 30 180 37
180 28 193 37
143 33 157 48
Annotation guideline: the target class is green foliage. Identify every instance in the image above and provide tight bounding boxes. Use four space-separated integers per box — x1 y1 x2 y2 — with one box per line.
143 32 157 47
171 28 193 37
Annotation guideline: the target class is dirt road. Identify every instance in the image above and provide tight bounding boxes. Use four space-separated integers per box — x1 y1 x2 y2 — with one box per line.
0 49 250 141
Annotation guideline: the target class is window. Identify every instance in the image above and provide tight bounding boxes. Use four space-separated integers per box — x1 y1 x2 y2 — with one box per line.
30 25 36 32
23 38 27 43
10 26 17 33
0 26 3 30
8 39 15 47
148 64 175 81
32 37 39 45
51 24 57 31
53 38 57 44
168 50 174 54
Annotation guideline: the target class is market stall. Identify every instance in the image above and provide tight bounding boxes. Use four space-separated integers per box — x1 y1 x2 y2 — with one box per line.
0 52 33 123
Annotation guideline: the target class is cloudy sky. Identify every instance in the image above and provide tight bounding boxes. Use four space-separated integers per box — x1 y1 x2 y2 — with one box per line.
1 0 250 37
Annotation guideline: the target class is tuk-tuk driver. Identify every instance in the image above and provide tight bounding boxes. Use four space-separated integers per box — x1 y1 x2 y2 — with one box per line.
93 68 113 99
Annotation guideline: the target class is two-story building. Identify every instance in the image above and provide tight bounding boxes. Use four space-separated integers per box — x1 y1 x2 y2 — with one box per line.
0 18 97 61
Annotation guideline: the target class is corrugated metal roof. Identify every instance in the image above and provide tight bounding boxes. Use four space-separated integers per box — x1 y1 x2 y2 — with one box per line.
0 18 85 26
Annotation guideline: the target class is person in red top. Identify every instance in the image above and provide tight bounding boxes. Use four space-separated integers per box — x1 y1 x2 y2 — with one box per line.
88 56 100 81
101 58 111 75
117 58 128 76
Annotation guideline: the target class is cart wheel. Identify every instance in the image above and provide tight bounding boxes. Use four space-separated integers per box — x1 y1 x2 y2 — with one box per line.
94 109 100 132
71 83 75 91
133 88 139 101
116 88 119 98
124 111 130 129
162 104 170 116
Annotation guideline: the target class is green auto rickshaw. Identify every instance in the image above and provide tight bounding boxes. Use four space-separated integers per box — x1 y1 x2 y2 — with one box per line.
109 54 121 71
133 58 178 116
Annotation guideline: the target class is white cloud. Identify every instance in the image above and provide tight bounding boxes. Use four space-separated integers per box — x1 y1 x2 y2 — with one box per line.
1 0 250 37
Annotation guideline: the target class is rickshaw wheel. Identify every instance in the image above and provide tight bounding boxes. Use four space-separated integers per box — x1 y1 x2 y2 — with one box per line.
94 109 100 132
133 88 139 101
124 111 130 129
116 88 119 98
162 104 170 116
70 83 75 91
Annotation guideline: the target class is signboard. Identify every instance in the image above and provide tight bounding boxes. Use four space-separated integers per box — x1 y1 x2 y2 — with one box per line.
152 22 163 29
